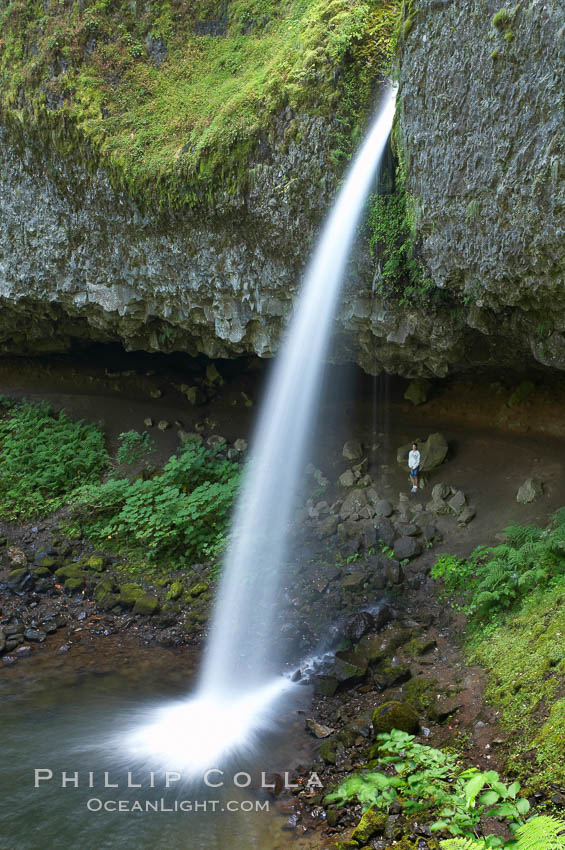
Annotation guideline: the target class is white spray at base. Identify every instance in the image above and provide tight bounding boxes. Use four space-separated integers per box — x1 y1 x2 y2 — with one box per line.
124 85 397 776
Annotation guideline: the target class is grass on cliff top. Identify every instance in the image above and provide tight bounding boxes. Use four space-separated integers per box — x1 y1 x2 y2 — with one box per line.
0 0 400 208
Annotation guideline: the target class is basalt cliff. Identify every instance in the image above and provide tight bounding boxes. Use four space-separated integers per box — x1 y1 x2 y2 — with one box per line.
0 0 563 376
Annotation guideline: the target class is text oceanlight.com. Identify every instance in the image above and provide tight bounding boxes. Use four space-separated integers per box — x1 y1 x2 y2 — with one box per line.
86 799 270 813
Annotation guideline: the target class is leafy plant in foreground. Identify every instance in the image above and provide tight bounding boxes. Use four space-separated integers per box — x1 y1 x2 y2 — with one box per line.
325 731 532 846
440 814 565 849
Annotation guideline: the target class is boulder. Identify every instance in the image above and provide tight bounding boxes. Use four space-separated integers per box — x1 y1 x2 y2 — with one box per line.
7 546 27 568
188 581 209 597
355 633 386 663
166 581 183 601
341 572 366 591
447 490 466 514
315 676 339 696
432 482 450 501
374 520 396 548
372 700 420 735
95 579 119 610
64 576 86 593
234 438 248 453
206 434 226 450
340 488 368 519
85 555 106 572
343 611 375 641
373 663 412 689
372 603 392 630
517 478 544 504
397 433 448 472
318 740 338 764
157 419 170 431
305 718 334 738
403 379 431 406
7 567 30 590
375 499 394 518
338 469 356 488
458 505 476 525
331 650 368 684
118 582 146 607
385 559 404 585
34 553 57 571
393 537 422 560
132 594 161 615
342 440 364 461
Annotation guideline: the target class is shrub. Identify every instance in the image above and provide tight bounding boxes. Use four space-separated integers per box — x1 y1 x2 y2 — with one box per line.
0 399 109 519
73 438 240 565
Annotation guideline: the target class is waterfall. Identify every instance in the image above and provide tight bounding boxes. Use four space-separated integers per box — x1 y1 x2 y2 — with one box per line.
124 84 397 775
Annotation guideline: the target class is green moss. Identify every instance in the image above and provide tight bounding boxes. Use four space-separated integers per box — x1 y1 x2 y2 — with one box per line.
188 581 209 597
493 8 509 28
85 555 106 571
95 578 119 609
64 575 86 592
36 555 57 570
55 563 87 580
167 580 183 600
132 593 160 615
351 805 387 843
118 582 146 606
403 676 439 714
401 17 413 39
469 583 565 787
0 0 400 210
372 700 419 735
368 165 438 307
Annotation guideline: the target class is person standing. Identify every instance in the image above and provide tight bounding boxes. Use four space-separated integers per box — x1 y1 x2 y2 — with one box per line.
408 442 420 493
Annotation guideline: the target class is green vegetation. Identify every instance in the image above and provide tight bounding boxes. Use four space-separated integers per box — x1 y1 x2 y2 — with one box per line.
368 169 435 306
72 437 240 566
116 429 156 467
432 515 565 622
326 729 542 847
441 816 565 849
0 398 239 568
432 512 565 788
492 8 512 29
0 0 400 208
0 397 109 518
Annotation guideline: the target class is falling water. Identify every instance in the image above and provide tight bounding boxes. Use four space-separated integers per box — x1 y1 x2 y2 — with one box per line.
124 84 397 775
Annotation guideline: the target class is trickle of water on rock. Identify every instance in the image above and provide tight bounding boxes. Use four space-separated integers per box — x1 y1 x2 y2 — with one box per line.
121 84 398 777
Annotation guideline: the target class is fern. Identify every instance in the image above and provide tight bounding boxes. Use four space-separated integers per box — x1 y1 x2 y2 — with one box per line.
504 523 543 546
440 839 484 850
514 815 565 850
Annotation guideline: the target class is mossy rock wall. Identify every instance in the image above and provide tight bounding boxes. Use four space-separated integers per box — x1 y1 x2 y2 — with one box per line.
0 0 563 377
